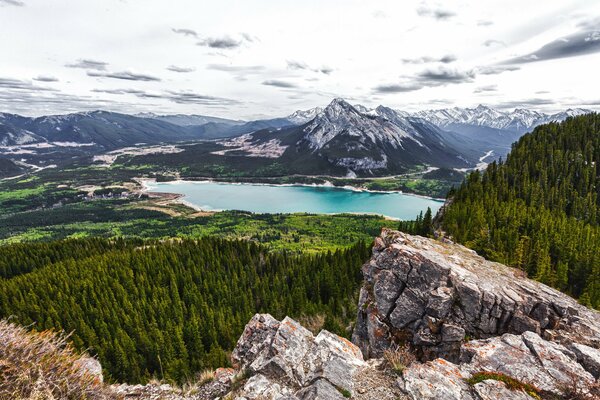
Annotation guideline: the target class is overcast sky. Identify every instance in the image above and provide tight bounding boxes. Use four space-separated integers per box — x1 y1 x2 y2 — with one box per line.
1 0 599 119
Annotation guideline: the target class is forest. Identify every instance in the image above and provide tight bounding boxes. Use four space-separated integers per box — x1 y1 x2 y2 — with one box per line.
0 237 371 383
440 113 600 309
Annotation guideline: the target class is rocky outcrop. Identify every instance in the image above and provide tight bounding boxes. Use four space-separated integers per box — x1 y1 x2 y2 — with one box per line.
353 229 600 362
351 229 600 399
228 313 404 400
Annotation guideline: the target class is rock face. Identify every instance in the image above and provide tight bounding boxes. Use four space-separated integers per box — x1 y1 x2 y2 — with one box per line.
353 229 600 361
352 229 600 399
229 314 403 400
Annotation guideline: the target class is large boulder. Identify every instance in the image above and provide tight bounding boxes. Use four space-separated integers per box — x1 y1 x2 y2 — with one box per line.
230 313 370 399
353 229 600 399
353 229 600 362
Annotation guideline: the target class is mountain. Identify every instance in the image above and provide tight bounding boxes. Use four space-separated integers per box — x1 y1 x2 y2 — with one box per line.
0 113 46 146
0 157 25 178
285 107 324 124
413 105 593 159
0 111 216 150
414 104 592 133
217 98 475 176
440 113 600 308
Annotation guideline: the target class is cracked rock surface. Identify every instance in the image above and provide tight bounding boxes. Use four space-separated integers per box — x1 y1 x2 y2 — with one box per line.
353 229 600 361
353 229 600 399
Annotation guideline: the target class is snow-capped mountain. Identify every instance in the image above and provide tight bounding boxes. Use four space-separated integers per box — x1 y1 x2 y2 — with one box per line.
414 105 592 133
218 98 476 176
286 107 323 124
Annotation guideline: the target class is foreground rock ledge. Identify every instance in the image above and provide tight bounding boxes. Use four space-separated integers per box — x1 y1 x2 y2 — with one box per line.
353 229 600 362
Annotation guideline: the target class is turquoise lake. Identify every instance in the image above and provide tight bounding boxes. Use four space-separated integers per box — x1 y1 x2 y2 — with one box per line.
145 181 444 220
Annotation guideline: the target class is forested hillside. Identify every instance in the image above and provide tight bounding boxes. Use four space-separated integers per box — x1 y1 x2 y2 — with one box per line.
441 113 600 308
0 237 370 383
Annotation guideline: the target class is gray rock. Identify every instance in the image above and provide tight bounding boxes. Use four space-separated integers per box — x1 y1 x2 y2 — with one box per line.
442 324 465 342
228 314 365 399
570 342 600 378
460 332 594 395
472 380 534 400
353 229 600 362
240 374 296 399
402 359 476 400
296 379 345 400
73 356 103 383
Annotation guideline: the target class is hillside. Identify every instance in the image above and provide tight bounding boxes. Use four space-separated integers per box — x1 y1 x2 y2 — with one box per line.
0 237 370 383
440 113 600 308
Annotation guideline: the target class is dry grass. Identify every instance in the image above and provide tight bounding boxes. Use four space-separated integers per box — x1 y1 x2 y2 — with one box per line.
180 369 216 394
0 319 117 400
383 343 416 375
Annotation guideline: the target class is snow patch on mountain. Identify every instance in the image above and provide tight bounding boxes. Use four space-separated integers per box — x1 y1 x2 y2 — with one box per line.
216 134 287 158
414 105 592 132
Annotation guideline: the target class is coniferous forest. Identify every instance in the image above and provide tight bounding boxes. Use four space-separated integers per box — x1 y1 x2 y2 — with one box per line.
441 113 600 308
0 237 370 383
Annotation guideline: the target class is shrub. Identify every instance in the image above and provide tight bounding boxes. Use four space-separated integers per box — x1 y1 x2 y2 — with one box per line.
0 319 115 400
383 343 416 375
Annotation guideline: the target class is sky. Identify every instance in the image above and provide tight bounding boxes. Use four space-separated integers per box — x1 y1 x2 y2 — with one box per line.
1 0 599 119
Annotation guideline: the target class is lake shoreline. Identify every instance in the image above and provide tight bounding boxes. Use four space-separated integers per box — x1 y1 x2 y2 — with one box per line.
138 177 446 201
138 178 444 221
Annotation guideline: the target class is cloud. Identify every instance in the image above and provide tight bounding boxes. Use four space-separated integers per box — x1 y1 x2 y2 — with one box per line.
494 98 555 109
476 65 520 75
416 2 456 20
87 70 161 82
287 60 309 70
417 66 475 83
240 32 258 43
198 36 240 49
207 64 265 73
166 65 196 73
477 20 493 26
483 39 505 47
262 79 298 88
172 28 198 38
91 88 148 95
92 87 239 106
503 29 600 64
373 83 424 93
33 75 59 82
287 60 334 74
66 59 109 70
374 66 474 94
164 90 239 105
0 77 56 91
474 84 498 93
0 0 24 6
402 54 456 64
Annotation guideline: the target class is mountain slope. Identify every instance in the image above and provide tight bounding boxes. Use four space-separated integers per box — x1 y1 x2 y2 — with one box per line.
439 113 600 308
220 99 475 176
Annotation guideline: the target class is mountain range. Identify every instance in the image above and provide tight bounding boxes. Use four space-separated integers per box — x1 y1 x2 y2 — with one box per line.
0 100 593 177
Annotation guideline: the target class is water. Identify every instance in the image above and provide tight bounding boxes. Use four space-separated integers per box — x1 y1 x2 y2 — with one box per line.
145 181 444 220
